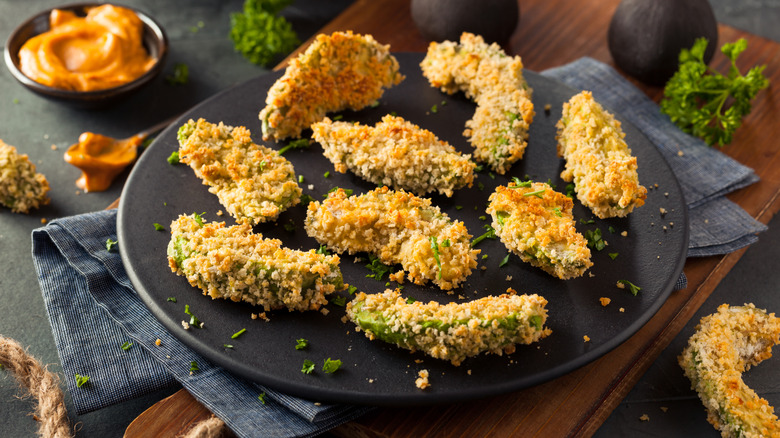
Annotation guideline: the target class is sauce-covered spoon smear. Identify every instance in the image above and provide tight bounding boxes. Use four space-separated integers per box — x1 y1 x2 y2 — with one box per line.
64 116 176 192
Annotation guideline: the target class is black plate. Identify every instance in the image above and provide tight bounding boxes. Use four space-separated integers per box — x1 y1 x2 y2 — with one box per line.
118 53 688 406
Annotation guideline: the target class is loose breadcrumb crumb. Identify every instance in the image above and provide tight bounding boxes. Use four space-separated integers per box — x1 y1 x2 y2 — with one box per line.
415 369 430 389
583 335 591 342
640 414 650 421
599 297 611 307
155 338 162 346
181 321 190 330
619 307 625 313
616 281 625 289
660 407 668 413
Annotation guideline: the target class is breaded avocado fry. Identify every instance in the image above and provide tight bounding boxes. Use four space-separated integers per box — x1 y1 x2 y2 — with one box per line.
168 214 343 312
347 288 551 366
420 32 534 174
304 186 478 290
312 114 475 197
259 31 404 141
679 304 780 438
177 118 301 225
487 182 592 280
556 91 647 218
0 140 49 213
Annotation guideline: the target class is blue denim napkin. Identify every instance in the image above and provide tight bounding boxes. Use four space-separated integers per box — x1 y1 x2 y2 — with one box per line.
32 208 372 438
30 57 766 437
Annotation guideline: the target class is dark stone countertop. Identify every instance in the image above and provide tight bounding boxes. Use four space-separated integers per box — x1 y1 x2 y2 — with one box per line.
0 1 777 437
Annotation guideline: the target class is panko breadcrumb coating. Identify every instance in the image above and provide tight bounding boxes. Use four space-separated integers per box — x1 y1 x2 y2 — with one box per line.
259 31 404 141
556 91 647 218
0 140 49 213
347 288 551 366
420 32 534 174
177 118 301 225
487 182 592 280
168 214 344 312
311 114 475 197
679 303 780 438
304 186 478 290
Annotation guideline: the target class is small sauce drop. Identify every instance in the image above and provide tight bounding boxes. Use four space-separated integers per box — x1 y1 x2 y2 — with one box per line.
18 5 156 92
64 132 141 192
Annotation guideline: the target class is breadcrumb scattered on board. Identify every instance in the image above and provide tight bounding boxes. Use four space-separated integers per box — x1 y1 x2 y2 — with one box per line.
599 297 611 307
415 369 430 389
0 139 50 213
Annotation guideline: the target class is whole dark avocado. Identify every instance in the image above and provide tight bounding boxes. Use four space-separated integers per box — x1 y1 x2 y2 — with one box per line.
411 0 519 44
608 0 718 85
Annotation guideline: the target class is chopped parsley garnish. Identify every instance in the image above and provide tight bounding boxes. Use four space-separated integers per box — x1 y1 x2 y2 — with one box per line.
608 252 619 260
165 63 189 85
301 359 315 374
565 183 575 198
580 218 595 225
120 341 133 351
193 212 206 226
347 285 357 295
189 361 199 373
167 297 177 303
608 226 617 233
330 295 346 307
488 172 496 179
324 186 353 197
477 182 485 191
474 164 484 172
283 219 295 232
322 358 342 374
278 138 310 155
430 104 438 113
618 280 642 296
478 215 487 221
231 328 247 339
167 151 180 164
370 100 380 108
365 255 392 280
482 254 488 260
258 160 267 171
323 171 331 178
405 297 416 304
229 0 299 66
495 210 509 226
258 392 267 404
300 194 315 205
153 223 165 231
524 189 546 198
584 228 606 251
316 245 330 255
224 344 234 349
74 373 90 388
552 207 562 217
441 239 451 247
298 175 304 183
295 338 309 350
389 111 397 117
184 305 203 328
332 114 344 121
106 238 118 252
455 205 463 210
471 224 497 247
499 253 510 267
430 236 442 280
510 177 532 188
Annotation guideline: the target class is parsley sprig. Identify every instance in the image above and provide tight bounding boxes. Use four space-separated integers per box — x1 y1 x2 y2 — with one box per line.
230 0 299 66
660 38 769 147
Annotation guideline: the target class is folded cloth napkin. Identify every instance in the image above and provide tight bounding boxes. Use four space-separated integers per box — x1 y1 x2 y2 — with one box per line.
30 57 766 437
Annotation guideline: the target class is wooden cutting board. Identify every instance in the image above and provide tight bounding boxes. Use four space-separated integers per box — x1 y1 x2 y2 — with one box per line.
125 0 780 436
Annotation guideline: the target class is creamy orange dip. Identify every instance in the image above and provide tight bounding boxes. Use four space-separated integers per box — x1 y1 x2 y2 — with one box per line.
64 132 141 192
18 5 155 92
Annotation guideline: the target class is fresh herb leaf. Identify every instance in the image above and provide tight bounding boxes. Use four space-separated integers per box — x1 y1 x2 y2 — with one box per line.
584 228 606 251
283 219 295 232
120 341 133 351
365 255 392 280
324 186 353 197
167 151 180 164
297 175 304 184
565 183 575 198
552 207 562 217
347 285 357 295
455 205 463 210
322 358 342 374
405 297 416 304
189 361 199 373
258 392 267 404
499 253 510 267
323 171 331 178
618 279 642 296
295 338 308 350
278 138 310 155
165 63 189 85
660 38 769 146
106 238 118 252
478 215 487 221
510 177 533 188
153 223 165 231
430 236 442 280
193 212 206 226
495 210 509 226
608 226 617 233
330 295 346 307
430 104 438 113
580 218 595 225
332 114 344 121
301 359 315 374
224 344 234 349
300 194 315 205
471 224 497 247
608 252 619 260
524 189 546 198
184 305 203 328
231 328 247 339
167 297 177 303
74 373 90 388
230 0 299 66
477 182 485 191
316 244 330 255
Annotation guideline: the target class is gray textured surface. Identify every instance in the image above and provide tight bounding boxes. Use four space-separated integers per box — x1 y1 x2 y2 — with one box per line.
0 0 777 437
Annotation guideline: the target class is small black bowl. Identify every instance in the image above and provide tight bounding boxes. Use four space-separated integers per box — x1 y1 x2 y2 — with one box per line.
3 3 168 109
